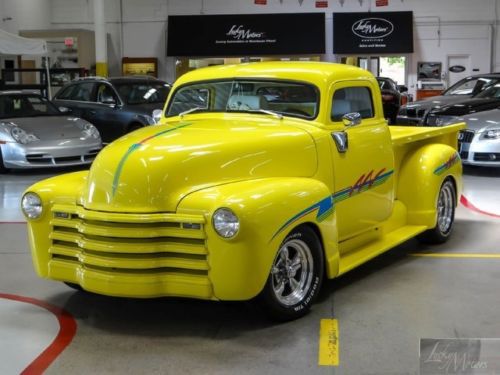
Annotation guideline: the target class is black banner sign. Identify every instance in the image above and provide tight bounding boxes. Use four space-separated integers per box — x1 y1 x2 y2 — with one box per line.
333 11 413 54
167 13 325 57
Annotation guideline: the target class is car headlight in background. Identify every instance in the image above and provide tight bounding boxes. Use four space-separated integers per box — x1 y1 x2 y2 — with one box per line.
212 208 240 238
483 129 500 139
11 127 39 144
432 115 457 126
21 192 43 220
80 123 100 140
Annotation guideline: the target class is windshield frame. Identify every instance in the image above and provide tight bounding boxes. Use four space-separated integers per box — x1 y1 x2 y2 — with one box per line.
165 78 321 121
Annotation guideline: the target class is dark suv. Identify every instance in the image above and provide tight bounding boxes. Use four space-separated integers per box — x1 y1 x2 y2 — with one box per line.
52 76 171 142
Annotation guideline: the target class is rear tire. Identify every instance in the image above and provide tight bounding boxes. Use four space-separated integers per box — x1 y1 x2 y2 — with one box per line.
418 178 456 244
257 225 324 321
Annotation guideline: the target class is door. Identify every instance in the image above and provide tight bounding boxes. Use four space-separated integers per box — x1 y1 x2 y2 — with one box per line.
447 55 471 87
328 81 395 243
20 60 36 84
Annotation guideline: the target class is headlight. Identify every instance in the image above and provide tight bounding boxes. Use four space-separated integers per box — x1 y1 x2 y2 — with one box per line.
483 129 500 139
11 127 39 144
21 192 43 220
427 115 457 126
212 208 239 238
81 123 100 140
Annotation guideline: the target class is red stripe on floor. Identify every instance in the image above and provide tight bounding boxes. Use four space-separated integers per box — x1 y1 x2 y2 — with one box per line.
460 195 500 219
0 293 77 375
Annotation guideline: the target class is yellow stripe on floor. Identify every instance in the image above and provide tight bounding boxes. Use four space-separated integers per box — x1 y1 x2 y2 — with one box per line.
411 253 500 258
319 319 339 366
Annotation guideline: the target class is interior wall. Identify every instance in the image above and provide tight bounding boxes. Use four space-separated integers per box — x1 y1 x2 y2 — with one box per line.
0 0 498 88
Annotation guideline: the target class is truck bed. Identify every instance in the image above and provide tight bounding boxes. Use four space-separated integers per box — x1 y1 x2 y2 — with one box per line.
389 123 465 146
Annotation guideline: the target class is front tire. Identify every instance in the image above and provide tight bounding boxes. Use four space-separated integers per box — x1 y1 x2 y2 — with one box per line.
418 178 456 244
258 225 324 321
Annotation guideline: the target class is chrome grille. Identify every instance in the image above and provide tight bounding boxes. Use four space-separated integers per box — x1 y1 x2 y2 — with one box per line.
459 130 475 143
49 204 208 276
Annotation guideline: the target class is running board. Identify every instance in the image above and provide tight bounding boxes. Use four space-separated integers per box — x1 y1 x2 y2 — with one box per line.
338 225 427 276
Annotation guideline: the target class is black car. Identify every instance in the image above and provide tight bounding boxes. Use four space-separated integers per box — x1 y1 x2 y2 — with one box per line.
425 82 500 126
52 76 171 142
376 77 410 124
397 73 500 125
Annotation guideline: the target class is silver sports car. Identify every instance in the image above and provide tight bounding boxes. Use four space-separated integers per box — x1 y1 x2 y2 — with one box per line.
0 91 102 172
440 108 500 167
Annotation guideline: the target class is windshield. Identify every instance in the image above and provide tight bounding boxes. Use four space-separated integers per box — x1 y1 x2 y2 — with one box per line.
166 79 319 119
443 77 499 96
0 94 60 119
114 82 170 105
475 83 500 99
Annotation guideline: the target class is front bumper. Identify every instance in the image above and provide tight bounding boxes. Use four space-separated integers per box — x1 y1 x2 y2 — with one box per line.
36 203 214 299
459 132 500 167
1 138 102 169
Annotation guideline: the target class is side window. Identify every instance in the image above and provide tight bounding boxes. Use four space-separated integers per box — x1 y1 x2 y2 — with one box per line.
331 87 374 122
68 82 95 102
96 83 117 104
56 85 77 100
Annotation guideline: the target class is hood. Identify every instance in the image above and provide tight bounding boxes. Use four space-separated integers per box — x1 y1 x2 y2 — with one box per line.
83 115 318 212
3 116 89 141
430 98 500 116
402 95 472 112
457 108 500 132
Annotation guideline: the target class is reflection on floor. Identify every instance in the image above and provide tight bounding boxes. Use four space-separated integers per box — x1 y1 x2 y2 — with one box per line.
0 165 499 374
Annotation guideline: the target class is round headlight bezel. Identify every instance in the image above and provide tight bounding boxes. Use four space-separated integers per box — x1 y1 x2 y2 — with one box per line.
212 207 240 239
21 192 43 220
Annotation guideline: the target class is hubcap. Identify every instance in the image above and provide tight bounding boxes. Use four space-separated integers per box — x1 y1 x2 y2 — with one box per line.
437 181 454 234
271 238 314 306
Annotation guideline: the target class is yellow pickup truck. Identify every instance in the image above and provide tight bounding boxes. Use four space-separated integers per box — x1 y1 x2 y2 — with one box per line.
22 62 464 320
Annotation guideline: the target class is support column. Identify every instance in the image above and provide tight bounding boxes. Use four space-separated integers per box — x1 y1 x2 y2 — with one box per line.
93 0 107 77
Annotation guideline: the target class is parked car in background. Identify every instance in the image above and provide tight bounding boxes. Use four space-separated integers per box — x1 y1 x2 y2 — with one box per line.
53 76 171 143
426 108 500 167
0 91 102 172
397 73 500 125
425 82 500 126
376 77 411 124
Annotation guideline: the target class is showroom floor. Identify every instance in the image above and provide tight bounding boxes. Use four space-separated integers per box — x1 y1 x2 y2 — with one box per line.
0 166 499 375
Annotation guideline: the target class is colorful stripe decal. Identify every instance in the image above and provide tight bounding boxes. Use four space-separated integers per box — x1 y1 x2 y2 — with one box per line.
112 123 192 196
434 152 460 176
271 195 333 241
332 169 394 204
271 168 394 241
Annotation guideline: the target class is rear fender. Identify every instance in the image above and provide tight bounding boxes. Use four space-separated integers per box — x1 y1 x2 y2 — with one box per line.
397 144 461 228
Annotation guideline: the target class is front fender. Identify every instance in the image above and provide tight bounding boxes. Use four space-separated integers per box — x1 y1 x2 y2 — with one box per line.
397 144 462 227
177 177 339 301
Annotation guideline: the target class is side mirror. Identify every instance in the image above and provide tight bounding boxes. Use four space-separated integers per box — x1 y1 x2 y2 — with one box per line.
152 109 163 124
397 85 408 93
59 106 72 113
342 112 362 128
102 97 117 106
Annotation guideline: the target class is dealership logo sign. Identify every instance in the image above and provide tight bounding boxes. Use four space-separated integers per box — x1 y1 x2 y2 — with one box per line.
352 18 394 38
226 25 265 40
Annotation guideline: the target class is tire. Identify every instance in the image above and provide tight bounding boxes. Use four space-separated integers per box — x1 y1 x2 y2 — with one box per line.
418 178 456 244
257 225 324 321
64 282 84 291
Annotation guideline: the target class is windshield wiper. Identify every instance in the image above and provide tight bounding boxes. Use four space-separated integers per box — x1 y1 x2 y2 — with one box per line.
246 109 283 119
179 107 205 118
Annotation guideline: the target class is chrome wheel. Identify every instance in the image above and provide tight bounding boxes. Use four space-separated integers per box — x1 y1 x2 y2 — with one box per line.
437 180 455 235
271 238 314 306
